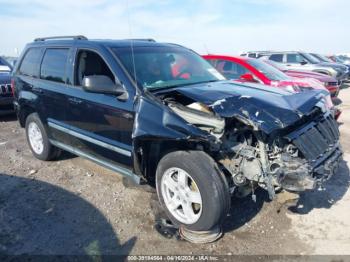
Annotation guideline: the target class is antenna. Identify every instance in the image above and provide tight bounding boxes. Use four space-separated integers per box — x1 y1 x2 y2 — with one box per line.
126 0 138 87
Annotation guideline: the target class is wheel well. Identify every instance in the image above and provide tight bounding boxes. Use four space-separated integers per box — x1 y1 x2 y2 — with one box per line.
135 140 204 186
18 106 36 127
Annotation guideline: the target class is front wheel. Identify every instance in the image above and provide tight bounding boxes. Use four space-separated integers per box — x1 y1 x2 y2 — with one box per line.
156 151 230 231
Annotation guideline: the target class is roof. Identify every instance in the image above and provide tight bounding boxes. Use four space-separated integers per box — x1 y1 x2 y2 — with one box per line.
203 54 251 62
26 36 181 49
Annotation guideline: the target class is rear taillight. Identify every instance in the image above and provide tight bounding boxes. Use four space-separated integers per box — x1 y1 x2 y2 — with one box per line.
11 79 15 96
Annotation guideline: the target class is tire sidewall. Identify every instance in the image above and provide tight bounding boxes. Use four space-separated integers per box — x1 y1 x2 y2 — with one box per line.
156 150 229 231
25 113 51 161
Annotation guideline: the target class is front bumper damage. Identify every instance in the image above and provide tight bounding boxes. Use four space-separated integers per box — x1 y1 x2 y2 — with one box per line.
279 114 342 192
278 147 342 192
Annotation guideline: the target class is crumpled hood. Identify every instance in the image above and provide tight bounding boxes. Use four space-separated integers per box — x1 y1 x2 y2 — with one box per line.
173 81 328 134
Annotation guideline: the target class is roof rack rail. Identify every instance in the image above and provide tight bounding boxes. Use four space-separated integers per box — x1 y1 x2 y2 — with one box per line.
34 35 88 42
125 38 156 42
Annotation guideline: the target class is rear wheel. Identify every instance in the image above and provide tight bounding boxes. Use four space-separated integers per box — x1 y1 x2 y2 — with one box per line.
25 113 60 161
156 151 230 231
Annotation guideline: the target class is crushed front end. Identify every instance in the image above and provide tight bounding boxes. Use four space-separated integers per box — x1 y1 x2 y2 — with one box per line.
154 81 343 200
219 112 342 200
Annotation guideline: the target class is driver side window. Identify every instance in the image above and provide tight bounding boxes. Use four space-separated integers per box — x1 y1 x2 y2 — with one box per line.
75 50 115 86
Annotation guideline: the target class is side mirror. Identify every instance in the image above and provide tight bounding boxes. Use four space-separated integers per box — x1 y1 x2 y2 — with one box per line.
82 75 126 97
240 73 258 83
300 61 308 65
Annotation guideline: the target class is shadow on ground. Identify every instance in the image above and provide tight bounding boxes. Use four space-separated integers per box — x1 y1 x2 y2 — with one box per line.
0 113 17 122
223 188 269 232
289 159 350 214
0 173 136 257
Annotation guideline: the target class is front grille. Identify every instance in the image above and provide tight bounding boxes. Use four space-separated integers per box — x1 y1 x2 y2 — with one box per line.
285 115 339 163
0 84 12 95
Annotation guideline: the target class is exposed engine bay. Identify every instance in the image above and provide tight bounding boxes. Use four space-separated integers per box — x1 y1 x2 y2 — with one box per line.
156 87 342 200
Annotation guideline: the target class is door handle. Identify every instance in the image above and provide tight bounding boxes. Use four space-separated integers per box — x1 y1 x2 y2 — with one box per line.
68 97 83 105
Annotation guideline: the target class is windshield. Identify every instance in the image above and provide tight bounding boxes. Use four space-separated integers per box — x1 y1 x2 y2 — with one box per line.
112 46 225 90
336 56 350 63
247 59 289 81
302 53 320 64
312 54 331 63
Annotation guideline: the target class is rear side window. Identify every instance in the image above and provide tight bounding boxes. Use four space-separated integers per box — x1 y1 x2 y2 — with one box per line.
269 54 283 62
19 48 42 77
40 49 69 83
213 59 249 79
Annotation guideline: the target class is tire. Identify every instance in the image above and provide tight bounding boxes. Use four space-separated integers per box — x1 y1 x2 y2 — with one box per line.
156 150 230 231
25 113 60 161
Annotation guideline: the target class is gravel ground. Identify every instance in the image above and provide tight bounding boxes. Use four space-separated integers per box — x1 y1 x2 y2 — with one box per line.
0 89 350 256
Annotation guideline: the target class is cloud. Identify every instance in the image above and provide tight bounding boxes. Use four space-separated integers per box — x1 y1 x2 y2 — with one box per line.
0 0 348 56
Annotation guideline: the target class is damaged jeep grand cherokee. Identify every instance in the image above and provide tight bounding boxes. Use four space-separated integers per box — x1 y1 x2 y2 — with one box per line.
13 36 342 232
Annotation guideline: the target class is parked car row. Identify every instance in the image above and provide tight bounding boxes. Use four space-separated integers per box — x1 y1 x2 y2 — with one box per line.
240 51 349 84
0 56 14 115
10 36 342 233
203 55 341 119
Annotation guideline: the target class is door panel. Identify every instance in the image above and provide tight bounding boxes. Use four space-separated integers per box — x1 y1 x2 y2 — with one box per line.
58 48 135 169
33 79 71 145
64 87 134 168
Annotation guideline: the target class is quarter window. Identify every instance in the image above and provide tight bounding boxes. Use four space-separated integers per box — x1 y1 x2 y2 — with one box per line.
40 49 69 83
19 48 42 77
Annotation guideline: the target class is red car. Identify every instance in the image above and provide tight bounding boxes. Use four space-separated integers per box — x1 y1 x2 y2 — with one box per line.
203 55 340 118
262 59 340 98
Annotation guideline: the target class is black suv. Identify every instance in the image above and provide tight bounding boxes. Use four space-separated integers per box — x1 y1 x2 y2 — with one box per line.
0 56 14 115
13 36 342 231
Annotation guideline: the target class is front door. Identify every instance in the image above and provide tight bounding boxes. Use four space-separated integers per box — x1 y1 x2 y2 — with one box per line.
63 49 135 172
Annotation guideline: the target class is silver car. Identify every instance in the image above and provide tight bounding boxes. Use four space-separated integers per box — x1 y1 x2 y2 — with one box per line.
243 51 348 82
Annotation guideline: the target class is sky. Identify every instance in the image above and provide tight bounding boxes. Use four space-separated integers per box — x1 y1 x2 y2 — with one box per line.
0 0 349 56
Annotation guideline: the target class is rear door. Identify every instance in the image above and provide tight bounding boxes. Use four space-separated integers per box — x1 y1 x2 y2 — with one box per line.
33 47 72 145
15 47 43 112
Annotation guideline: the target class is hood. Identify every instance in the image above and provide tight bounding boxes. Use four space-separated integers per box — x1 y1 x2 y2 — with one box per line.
285 70 336 83
319 62 347 71
0 72 11 84
172 81 328 135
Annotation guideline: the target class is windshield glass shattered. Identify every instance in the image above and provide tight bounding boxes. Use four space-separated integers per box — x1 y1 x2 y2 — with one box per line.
113 46 225 90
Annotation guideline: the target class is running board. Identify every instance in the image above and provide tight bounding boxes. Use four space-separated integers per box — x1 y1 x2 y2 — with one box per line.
49 139 140 184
